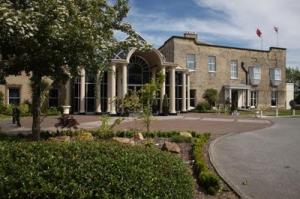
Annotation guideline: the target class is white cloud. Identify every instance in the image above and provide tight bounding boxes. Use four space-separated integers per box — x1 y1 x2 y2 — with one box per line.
127 0 300 68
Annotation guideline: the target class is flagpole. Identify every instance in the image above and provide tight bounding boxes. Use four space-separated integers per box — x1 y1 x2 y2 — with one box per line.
260 37 263 50
276 31 279 47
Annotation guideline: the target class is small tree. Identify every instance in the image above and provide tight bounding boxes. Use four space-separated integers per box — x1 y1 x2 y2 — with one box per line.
203 89 218 108
140 72 164 132
123 90 141 115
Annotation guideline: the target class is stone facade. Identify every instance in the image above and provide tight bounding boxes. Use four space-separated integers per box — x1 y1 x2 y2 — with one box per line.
160 33 287 109
1 32 289 112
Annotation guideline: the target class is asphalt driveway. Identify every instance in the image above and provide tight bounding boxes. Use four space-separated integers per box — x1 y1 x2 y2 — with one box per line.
210 118 300 199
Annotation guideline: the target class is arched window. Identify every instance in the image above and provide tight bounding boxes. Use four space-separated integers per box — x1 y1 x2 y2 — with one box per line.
128 56 150 86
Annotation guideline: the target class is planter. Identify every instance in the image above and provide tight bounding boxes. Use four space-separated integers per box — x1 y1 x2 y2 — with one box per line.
62 105 71 115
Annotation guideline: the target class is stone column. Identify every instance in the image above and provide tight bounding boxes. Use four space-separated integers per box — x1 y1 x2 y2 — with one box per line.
181 72 187 112
247 90 251 108
122 64 128 97
108 64 116 115
95 71 101 113
187 74 191 111
79 68 86 114
117 68 122 98
229 88 232 104
169 68 176 114
159 66 166 113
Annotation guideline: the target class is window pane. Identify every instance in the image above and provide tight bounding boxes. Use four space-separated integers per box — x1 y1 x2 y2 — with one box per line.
49 88 59 107
231 60 238 79
190 89 196 107
253 67 261 80
186 54 195 70
208 56 216 72
274 68 281 80
271 91 277 106
9 88 20 105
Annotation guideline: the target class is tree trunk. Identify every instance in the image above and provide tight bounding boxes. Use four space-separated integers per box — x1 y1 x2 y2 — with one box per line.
31 72 42 140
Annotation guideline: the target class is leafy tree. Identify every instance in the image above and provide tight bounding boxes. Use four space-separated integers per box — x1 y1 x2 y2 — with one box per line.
203 88 218 108
0 0 149 140
286 67 300 84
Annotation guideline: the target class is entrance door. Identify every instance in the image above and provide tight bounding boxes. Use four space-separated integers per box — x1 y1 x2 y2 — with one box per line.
231 90 239 110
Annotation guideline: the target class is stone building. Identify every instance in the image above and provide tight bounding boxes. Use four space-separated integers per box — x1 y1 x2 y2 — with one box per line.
160 32 287 109
0 32 292 114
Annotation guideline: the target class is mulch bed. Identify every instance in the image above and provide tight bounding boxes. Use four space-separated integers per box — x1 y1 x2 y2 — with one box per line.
176 142 239 199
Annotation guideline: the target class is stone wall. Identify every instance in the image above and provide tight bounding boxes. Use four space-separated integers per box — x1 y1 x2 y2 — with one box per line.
160 35 287 108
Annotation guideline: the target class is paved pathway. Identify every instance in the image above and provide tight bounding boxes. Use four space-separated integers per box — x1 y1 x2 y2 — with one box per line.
210 118 300 199
0 113 271 137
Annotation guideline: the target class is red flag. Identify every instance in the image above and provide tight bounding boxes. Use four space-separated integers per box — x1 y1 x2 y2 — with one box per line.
274 26 279 33
256 28 262 37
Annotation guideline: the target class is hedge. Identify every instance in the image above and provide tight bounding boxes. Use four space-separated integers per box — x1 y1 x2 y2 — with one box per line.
0 140 193 199
192 135 220 195
40 130 210 140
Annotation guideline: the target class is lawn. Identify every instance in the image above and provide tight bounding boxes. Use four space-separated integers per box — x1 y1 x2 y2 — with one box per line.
0 114 10 121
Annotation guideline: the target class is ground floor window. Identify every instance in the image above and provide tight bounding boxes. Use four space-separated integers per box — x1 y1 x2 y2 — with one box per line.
9 87 20 105
250 91 257 107
271 91 278 106
49 88 59 107
190 89 196 107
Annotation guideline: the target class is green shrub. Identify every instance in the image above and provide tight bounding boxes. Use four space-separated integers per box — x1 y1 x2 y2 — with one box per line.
203 89 218 107
0 141 193 199
171 135 192 143
196 102 211 113
199 171 220 195
192 135 220 195
46 106 61 116
1 103 30 116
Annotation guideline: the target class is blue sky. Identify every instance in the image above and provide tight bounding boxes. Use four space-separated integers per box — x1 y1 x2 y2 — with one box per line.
120 0 300 68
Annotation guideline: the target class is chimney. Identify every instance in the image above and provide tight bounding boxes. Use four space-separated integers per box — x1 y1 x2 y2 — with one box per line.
184 32 198 40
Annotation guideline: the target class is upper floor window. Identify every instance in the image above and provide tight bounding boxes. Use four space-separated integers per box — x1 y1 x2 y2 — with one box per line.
230 60 238 79
271 68 281 81
186 54 196 70
9 87 20 105
253 67 261 80
208 56 216 72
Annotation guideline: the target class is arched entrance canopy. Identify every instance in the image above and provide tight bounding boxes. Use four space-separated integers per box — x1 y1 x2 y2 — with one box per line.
112 47 186 71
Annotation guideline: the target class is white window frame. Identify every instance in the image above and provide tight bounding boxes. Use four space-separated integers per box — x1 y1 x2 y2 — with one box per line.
271 91 278 107
253 67 261 80
186 54 196 70
208 56 216 72
273 68 281 81
230 60 238 79
250 91 257 108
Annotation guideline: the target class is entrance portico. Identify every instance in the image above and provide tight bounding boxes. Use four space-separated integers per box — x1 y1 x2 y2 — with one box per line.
224 84 251 109
70 48 191 115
